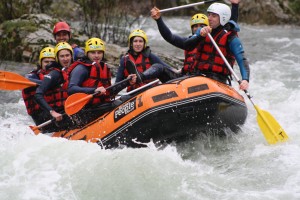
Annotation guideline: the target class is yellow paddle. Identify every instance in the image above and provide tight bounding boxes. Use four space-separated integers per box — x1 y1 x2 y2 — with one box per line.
208 33 288 144
0 70 37 90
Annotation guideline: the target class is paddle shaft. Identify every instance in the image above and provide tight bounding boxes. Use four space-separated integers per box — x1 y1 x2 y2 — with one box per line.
88 77 132 101
65 77 133 115
160 0 221 13
208 33 288 144
30 113 68 135
207 33 253 101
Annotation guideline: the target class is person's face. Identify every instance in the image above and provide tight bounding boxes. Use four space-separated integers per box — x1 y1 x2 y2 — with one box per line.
208 12 220 29
87 50 104 63
132 36 144 53
55 31 70 43
58 49 72 68
192 24 206 34
41 58 55 70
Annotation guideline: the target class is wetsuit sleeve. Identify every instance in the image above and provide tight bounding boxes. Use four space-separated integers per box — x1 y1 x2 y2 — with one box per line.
68 65 96 95
34 70 63 112
230 3 239 23
182 34 203 51
115 57 126 83
156 17 187 50
25 73 42 85
229 37 250 81
149 53 172 67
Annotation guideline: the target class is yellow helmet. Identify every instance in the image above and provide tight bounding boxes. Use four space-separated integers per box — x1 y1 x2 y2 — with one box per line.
85 37 106 55
190 13 209 28
128 29 148 48
39 47 55 65
54 42 73 61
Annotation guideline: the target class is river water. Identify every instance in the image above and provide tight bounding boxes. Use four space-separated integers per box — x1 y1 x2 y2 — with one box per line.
0 17 300 200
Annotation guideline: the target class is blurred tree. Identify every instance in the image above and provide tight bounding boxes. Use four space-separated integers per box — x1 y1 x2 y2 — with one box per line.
77 0 151 46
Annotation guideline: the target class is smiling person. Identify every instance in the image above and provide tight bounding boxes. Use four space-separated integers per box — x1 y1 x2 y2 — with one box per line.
151 0 240 75
52 21 84 60
67 37 137 126
183 3 250 90
22 47 56 125
22 43 75 133
116 29 177 91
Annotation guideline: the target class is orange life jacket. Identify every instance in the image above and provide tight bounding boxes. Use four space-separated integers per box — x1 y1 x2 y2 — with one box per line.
123 53 155 92
192 29 236 76
22 68 68 115
68 60 111 105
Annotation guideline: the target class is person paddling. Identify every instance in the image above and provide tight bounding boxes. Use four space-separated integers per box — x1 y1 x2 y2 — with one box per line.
132 1 248 86
116 29 176 91
67 37 137 126
150 0 240 77
183 2 250 90
22 44 74 133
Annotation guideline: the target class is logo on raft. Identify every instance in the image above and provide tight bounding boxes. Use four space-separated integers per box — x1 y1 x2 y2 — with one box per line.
114 98 136 122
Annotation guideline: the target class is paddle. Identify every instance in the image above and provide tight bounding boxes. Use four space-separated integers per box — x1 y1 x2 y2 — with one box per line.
207 33 288 144
0 70 37 90
64 77 132 116
29 118 56 135
160 0 223 13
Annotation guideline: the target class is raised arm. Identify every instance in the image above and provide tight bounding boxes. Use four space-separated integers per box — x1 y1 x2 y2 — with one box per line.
151 7 188 50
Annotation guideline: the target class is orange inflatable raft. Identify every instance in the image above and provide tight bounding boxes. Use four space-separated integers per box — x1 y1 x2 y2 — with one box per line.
52 76 248 148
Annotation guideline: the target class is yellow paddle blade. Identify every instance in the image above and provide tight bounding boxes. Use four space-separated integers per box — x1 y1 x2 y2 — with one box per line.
64 93 93 115
254 105 288 144
0 70 37 90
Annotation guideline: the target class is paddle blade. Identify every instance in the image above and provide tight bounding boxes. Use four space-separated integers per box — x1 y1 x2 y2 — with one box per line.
29 125 41 135
255 105 288 144
0 70 37 90
65 93 92 115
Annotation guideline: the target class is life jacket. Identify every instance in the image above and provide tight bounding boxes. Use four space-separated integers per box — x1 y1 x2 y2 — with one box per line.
192 29 236 76
68 60 111 105
123 53 155 92
22 67 68 115
183 48 198 74
22 69 42 115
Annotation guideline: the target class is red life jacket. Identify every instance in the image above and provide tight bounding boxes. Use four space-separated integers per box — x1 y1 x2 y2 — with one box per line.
192 29 236 76
68 60 111 105
183 48 198 74
123 53 155 92
22 68 68 115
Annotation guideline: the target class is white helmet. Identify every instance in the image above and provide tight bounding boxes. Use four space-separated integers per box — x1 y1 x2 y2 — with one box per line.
207 3 231 26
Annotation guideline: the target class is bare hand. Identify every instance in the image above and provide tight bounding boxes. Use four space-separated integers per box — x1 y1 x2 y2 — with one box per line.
230 0 240 4
151 7 161 20
50 110 63 121
128 74 137 85
239 80 249 91
200 26 212 37
95 86 106 95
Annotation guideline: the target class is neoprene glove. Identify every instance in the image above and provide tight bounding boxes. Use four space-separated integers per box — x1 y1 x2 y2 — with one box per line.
193 27 202 38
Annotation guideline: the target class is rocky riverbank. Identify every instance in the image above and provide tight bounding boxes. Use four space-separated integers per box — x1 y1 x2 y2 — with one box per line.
0 0 299 71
